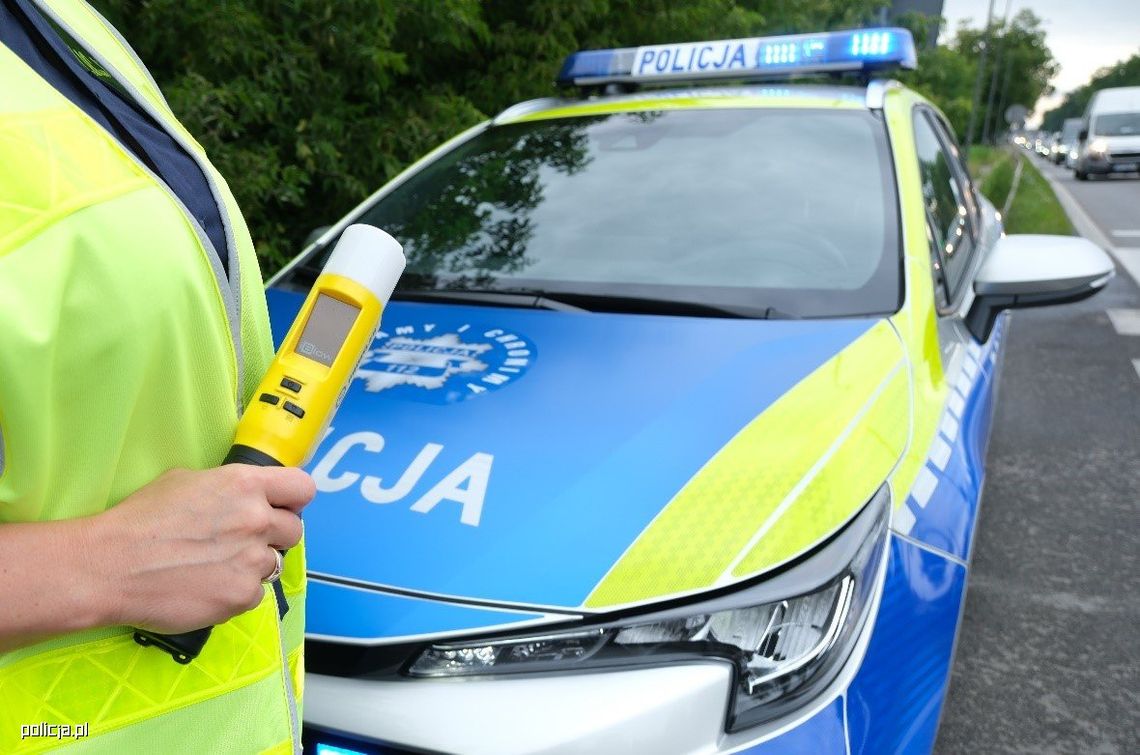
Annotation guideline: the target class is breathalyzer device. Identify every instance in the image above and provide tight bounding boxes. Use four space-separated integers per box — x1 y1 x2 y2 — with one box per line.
134 223 406 663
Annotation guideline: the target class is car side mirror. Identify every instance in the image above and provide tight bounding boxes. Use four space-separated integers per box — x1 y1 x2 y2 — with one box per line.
303 225 332 249
966 234 1114 341
1078 127 1088 141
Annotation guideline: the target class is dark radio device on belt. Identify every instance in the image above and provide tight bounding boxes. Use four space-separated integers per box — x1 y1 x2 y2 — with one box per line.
133 224 406 663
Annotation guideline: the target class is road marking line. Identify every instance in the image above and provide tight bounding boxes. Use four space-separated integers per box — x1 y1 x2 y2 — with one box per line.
1106 309 1140 336
1040 170 1140 288
1111 230 1140 238
1111 247 1140 291
1041 171 1112 244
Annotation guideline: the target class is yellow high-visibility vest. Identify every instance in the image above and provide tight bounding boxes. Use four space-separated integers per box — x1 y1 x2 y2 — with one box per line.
0 2 305 751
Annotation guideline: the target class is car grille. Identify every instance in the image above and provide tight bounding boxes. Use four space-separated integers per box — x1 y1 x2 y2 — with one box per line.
1109 151 1140 160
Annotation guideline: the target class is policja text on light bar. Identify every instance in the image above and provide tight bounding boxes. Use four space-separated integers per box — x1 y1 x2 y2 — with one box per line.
556 28 917 87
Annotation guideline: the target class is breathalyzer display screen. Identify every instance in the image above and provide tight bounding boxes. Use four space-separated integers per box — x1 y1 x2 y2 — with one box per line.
295 294 360 366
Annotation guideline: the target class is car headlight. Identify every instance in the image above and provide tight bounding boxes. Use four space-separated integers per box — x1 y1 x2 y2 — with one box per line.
1088 138 1109 157
408 485 889 732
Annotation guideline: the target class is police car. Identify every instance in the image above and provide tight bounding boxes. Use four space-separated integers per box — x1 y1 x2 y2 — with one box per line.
267 28 1114 754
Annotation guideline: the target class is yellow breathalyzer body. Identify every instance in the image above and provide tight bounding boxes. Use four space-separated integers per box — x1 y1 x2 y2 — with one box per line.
231 272 385 466
134 223 405 663
232 224 406 467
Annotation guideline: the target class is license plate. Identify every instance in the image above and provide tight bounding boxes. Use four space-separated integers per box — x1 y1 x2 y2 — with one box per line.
1111 163 1138 172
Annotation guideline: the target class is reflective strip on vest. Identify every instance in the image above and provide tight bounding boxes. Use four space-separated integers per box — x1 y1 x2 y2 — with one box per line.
0 599 288 754
0 2 303 750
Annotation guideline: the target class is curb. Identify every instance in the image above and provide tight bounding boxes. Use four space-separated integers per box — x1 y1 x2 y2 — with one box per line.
1039 164 1140 288
1039 165 1114 248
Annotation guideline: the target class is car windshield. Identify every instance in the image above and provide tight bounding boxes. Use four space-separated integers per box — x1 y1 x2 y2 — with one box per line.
333 108 900 318
1093 112 1140 136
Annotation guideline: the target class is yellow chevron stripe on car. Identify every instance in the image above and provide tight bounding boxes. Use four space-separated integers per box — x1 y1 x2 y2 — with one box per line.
730 365 908 577
585 320 907 609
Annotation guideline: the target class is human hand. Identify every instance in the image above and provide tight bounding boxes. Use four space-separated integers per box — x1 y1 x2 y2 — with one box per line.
92 466 315 633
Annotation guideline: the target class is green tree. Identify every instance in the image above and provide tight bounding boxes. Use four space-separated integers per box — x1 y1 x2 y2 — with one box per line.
1041 52 1140 131
94 0 491 271
899 9 1057 141
91 0 887 273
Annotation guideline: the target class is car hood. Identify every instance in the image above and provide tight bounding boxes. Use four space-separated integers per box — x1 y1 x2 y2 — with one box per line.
265 289 909 642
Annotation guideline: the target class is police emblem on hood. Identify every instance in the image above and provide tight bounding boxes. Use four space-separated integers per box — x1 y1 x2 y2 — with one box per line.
354 323 534 403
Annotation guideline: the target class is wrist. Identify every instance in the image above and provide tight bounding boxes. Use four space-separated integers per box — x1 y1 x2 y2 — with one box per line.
69 511 128 630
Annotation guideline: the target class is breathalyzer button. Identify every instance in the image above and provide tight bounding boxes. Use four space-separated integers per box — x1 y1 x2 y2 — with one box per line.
259 393 280 405
280 377 302 393
283 401 305 419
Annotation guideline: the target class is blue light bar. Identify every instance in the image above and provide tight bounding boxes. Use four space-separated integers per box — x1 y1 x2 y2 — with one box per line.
556 28 916 87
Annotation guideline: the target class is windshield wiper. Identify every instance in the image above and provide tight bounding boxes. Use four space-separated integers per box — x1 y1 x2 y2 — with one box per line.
393 288 798 319
561 293 797 319
393 289 587 312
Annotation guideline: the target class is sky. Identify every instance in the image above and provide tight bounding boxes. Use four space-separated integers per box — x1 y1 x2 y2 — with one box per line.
941 0 1140 125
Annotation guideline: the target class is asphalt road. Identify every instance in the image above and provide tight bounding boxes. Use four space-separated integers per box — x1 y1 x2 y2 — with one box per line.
935 156 1140 753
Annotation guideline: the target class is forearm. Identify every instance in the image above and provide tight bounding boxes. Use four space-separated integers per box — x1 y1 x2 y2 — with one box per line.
0 515 117 652
0 466 313 654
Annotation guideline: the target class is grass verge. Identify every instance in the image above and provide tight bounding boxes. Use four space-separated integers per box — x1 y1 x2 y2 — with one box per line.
970 147 1074 236
967 145 1004 181
1002 156 1075 235
978 153 1015 210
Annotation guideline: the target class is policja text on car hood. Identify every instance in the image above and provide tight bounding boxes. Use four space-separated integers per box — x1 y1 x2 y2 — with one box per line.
265 289 909 641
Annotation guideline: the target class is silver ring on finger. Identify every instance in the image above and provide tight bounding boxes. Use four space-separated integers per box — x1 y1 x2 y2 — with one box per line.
262 549 284 584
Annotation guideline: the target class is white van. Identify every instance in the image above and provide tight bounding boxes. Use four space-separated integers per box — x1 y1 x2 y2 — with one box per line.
1074 86 1140 180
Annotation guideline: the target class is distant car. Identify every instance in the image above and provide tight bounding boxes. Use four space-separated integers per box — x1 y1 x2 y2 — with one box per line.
1016 132 1037 151
271 27 1116 755
1074 86 1140 179
1048 131 1067 163
1059 118 1083 167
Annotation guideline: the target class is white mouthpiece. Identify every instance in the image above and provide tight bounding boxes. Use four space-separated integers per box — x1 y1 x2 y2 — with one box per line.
322 224 406 304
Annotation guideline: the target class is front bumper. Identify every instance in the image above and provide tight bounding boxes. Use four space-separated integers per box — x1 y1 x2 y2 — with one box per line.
306 663 734 754
302 535 967 754
1081 155 1140 174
